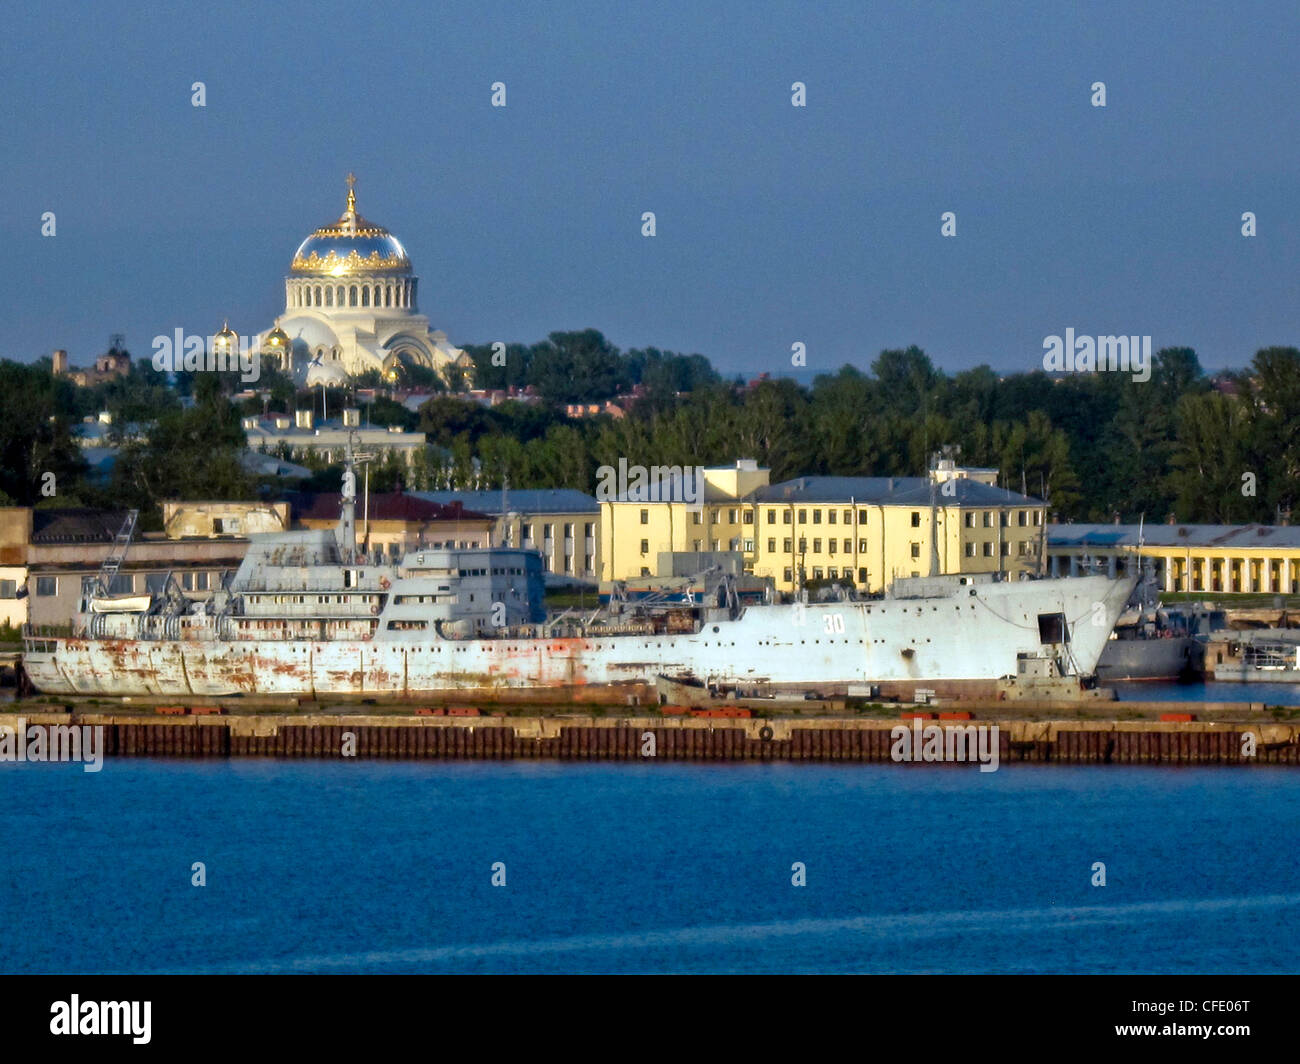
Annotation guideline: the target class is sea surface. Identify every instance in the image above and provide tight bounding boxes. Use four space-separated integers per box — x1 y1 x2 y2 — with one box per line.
1 759 1298 974
1113 680 1300 705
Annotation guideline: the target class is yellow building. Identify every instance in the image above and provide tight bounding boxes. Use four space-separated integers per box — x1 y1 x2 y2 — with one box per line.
1047 523 1300 594
599 459 1046 594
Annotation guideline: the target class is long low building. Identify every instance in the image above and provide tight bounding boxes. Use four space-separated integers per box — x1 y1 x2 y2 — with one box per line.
1047 523 1300 594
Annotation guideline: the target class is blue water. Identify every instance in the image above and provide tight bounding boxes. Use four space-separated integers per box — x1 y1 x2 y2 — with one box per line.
2 760 1298 974
1114 680 1300 705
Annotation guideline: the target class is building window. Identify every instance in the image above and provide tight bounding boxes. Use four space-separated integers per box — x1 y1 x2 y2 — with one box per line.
965 543 975 557
983 512 993 528
1001 542 1010 556
1018 541 1028 556
693 540 702 551
828 510 837 524
858 509 867 524
544 524 553 539
965 512 975 528
858 539 867 552
743 539 754 552
728 508 737 523
767 538 776 552
767 510 776 524
1018 510 1027 526
564 523 574 538
742 511 753 525
145 573 168 593
711 540 721 552
813 567 824 580
1000 512 1008 527
711 511 720 525
843 510 853 524
827 567 837 579
0 580 16 599
35 576 57 596
641 567 651 577
583 554 592 572
983 542 993 557
107 574 133 595
783 538 792 552
798 509 807 524
692 512 701 525
858 567 868 584
910 544 921 558
783 511 792 525
783 568 793 582
640 509 648 525
639 539 649 555
523 523 533 542
1034 511 1043 526
798 538 807 553
828 540 836 555
813 538 822 553
843 539 852 553
911 511 921 527
813 510 822 525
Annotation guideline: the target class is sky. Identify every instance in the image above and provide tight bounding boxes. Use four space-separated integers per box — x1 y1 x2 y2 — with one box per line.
4 0 1298 378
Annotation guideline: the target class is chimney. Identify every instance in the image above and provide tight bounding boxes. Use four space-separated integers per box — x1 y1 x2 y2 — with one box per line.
295 409 314 430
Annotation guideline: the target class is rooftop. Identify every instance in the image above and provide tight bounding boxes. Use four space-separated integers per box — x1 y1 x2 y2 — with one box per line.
754 476 1042 507
1048 522 1300 550
290 491 488 524
413 489 599 515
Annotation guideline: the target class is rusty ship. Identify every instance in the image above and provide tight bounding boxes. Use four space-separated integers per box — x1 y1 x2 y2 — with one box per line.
21 459 1137 702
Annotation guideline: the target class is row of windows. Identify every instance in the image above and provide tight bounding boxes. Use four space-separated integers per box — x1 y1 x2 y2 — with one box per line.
523 522 595 540
783 567 870 583
965 542 1028 557
964 510 1043 528
293 281 413 309
640 507 1045 528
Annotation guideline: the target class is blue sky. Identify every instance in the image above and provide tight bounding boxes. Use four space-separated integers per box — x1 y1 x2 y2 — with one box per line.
5 0 1297 376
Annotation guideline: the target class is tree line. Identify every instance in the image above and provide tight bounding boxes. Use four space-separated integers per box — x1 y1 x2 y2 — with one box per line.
0 335 1295 529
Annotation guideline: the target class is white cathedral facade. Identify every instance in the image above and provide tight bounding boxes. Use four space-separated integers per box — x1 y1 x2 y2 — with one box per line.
258 175 474 388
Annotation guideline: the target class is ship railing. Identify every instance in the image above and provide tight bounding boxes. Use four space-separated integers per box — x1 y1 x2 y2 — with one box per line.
21 622 75 653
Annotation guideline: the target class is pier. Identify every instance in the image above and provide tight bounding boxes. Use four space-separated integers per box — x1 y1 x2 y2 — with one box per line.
3 707 1298 765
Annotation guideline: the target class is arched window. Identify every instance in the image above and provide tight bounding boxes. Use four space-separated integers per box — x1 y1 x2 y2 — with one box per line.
373 285 381 306
384 285 392 307
350 286 358 307
335 286 343 307
361 287 369 307
325 286 333 307
314 285 322 306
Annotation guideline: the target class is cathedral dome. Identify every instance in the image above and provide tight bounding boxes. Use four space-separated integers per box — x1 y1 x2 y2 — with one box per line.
290 175 411 277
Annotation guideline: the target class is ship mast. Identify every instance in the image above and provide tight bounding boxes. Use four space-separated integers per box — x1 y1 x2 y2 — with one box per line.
339 436 358 564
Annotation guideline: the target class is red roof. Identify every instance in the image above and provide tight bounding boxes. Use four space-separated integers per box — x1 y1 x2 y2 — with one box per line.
295 492 488 523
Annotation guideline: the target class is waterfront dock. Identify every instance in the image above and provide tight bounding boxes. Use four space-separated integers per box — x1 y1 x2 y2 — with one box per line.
3 706 1298 765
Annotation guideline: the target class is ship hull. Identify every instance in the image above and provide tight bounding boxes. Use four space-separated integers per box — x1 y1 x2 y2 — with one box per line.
23 575 1133 699
1096 636 1201 682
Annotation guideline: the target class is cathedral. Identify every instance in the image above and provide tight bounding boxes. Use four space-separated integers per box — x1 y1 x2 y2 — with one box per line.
258 175 474 387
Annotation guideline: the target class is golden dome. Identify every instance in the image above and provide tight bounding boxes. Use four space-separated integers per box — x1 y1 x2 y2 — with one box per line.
290 174 411 277
263 320 290 350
